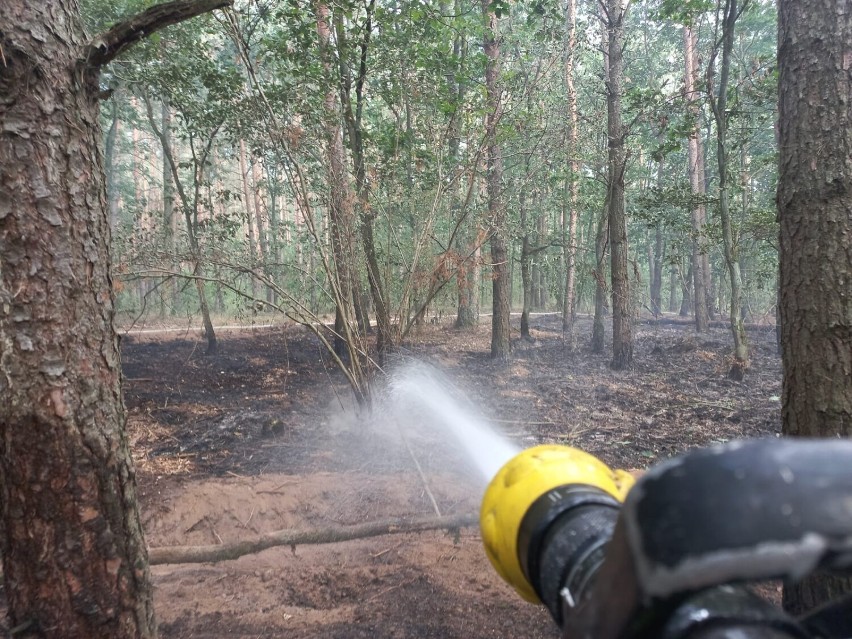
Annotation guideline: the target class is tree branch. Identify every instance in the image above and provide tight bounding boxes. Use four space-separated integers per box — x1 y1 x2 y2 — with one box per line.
87 0 233 68
148 513 477 565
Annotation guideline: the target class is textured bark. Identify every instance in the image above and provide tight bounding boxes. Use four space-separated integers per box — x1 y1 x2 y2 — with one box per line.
561 0 579 342
335 1 389 359
778 0 852 612
591 206 608 354
0 2 179 636
482 0 511 359
605 0 632 369
684 25 710 333
520 191 532 340
668 264 679 313
318 2 358 358
238 138 260 300
161 97 177 314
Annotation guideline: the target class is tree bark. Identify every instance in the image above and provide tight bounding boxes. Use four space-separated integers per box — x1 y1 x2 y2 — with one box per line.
520 190 533 340
684 25 710 333
561 0 580 345
778 0 852 613
0 1 228 635
482 0 511 360
605 0 632 369
161 96 178 315
334 1 390 360
591 205 609 354
680 262 694 317
317 2 358 358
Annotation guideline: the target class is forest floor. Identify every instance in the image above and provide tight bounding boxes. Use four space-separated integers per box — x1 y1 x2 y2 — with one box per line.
8 313 785 638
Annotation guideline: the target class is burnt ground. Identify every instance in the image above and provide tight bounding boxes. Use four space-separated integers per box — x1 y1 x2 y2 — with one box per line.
9 313 786 638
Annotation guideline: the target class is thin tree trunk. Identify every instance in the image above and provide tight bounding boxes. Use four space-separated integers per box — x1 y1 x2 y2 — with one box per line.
162 96 177 315
482 0 511 359
561 0 580 343
591 204 609 354
709 0 748 379
144 95 218 354
605 0 632 369
684 25 710 332
668 264 678 313
680 262 693 317
239 138 260 299
317 2 360 358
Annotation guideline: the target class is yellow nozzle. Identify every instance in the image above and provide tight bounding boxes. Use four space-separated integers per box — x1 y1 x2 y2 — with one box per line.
480 445 634 603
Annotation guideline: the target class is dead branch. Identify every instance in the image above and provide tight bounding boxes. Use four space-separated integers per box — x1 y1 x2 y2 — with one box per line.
148 513 477 565
87 0 232 68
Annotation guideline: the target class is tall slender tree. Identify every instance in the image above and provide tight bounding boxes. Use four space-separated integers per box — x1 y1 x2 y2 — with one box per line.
605 0 632 369
709 0 749 378
562 0 581 346
482 0 511 359
684 24 710 333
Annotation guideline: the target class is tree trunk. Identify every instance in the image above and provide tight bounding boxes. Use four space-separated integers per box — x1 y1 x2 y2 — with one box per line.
482 0 511 360
0 23 156 621
143 94 217 355
161 96 177 315
561 0 580 345
520 190 532 340
668 264 679 313
778 0 852 613
0 1 228 635
650 225 663 317
709 0 748 379
591 205 609 354
684 25 710 333
238 138 260 300
680 262 693 317
317 2 357 358
455 225 480 328
605 0 632 369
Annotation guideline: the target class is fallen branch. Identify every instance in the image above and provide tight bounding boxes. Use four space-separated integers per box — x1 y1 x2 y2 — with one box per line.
148 512 477 565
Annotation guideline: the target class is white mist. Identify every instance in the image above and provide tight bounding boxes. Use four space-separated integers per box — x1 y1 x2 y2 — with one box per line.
388 363 519 482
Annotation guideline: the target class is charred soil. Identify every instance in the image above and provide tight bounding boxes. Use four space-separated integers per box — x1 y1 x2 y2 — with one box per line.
9 314 786 638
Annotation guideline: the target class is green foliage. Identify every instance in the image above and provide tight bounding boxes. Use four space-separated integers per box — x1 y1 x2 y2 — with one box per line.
89 0 780 326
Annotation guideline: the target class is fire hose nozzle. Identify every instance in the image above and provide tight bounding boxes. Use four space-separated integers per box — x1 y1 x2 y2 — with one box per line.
479 445 634 604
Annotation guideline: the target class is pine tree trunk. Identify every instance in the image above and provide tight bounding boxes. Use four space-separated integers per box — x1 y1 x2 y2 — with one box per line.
778 0 852 613
684 25 710 333
0 3 162 636
482 0 511 359
561 0 580 343
239 138 260 300
592 205 608 354
605 0 632 369
161 97 177 315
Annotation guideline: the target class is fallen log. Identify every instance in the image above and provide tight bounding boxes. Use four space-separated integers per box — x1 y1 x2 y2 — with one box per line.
148 512 478 565
641 317 777 333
